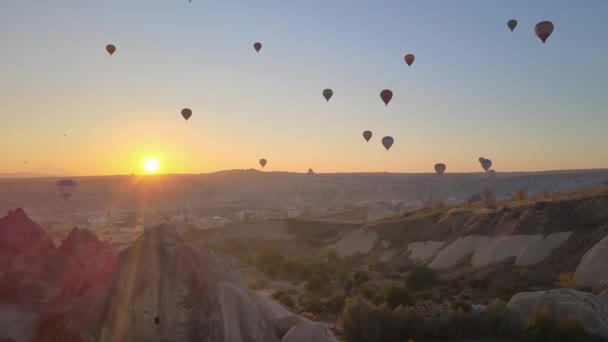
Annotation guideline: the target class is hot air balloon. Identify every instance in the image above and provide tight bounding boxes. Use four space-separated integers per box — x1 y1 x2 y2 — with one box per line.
507 19 518 32
363 130 372 142
434 163 446 175
404 54 415 67
535 21 554 43
380 90 393 106
259 159 267 168
480 158 492 171
323 89 333 102
181 108 192 121
488 169 496 177
56 179 76 201
381 136 394 151
253 42 262 52
106 44 116 56
478 157 485 162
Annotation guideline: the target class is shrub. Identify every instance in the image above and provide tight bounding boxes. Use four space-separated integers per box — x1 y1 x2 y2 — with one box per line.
523 306 586 342
341 296 421 342
380 283 414 309
323 294 345 314
485 196 498 209
513 189 528 201
281 254 318 280
449 300 472 313
352 270 370 287
271 289 295 308
305 271 329 292
253 246 284 276
555 272 576 288
300 293 324 314
323 248 339 263
247 275 268 289
405 266 437 291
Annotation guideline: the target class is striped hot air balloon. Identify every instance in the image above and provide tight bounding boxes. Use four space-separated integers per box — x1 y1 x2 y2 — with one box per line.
56 179 76 201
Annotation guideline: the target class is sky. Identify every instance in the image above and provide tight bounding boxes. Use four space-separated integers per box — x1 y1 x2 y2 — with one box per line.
1 0 607 176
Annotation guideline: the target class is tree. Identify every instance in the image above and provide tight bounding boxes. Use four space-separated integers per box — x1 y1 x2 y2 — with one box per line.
253 246 284 276
380 283 414 309
406 266 437 292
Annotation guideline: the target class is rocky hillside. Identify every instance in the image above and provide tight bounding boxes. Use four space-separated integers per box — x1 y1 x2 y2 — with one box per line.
99 224 279 342
0 209 117 342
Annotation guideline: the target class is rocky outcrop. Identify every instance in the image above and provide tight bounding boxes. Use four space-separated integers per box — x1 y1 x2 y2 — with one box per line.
0 208 54 256
507 288 608 339
575 234 608 287
0 210 117 342
99 224 278 342
281 322 337 342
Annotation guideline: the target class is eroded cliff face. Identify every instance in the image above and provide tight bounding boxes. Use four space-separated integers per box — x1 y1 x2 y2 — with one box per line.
100 224 278 342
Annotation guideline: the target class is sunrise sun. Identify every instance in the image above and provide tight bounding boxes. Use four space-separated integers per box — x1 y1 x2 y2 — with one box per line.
142 158 160 174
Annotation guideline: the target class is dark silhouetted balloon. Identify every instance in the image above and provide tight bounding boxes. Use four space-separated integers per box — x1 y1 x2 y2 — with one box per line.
434 163 446 175
488 169 496 177
363 130 372 142
323 89 333 102
253 42 262 52
106 44 116 55
380 90 393 106
259 159 267 168
181 108 192 121
507 20 518 32
56 179 76 201
382 136 394 151
404 54 415 67
478 157 485 162
535 21 554 43
480 158 492 171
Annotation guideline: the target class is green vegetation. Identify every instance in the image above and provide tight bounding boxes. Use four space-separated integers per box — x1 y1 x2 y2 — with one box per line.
523 306 586 342
253 246 284 276
405 265 437 291
271 289 295 309
379 283 414 309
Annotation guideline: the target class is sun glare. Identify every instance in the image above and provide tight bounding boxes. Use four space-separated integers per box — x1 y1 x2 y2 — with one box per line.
142 158 160 174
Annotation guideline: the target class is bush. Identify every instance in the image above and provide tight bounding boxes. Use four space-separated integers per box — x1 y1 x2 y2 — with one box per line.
247 275 268 289
253 246 284 276
513 189 528 201
300 293 324 314
405 266 437 291
555 272 576 288
380 283 414 309
271 289 295 308
352 270 370 287
449 300 472 313
323 248 339 263
342 296 421 342
323 294 345 314
523 306 586 342
485 196 498 209
305 270 329 292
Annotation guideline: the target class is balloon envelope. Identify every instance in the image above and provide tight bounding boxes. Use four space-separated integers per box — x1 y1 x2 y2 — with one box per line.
535 21 554 43
323 89 333 101
404 54 415 66
253 42 262 52
480 159 492 171
259 159 267 168
488 169 496 177
381 136 394 151
507 19 517 32
380 90 393 106
434 163 446 175
106 44 116 55
363 131 372 142
181 108 192 121
56 179 76 201
478 157 485 162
